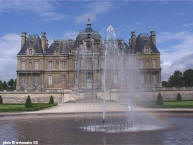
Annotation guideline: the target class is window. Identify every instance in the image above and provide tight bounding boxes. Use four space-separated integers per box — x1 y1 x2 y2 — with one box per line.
62 75 66 83
29 49 32 55
74 74 78 85
144 46 151 54
48 61 53 70
61 61 66 70
88 58 92 70
152 59 156 68
139 60 144 68
34 61 39 70
34 76 39 85
140 75 145 84
87 72 93 88
152 74 157 84
21 61 26 70
48 75 53 85
74 61 78 70
21 76 25 85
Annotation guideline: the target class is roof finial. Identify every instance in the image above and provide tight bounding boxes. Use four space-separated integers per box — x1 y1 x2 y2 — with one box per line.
87 18 91 27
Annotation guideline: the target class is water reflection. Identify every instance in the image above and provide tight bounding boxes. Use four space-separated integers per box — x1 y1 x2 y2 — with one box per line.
0 113 193 145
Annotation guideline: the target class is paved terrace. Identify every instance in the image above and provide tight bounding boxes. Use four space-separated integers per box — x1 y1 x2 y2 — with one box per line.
1 101 193 118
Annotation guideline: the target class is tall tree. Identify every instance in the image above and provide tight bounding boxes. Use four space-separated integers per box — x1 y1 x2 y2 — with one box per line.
168 70 184 87
0 81 3 91
8 79 15 90
183 69 193 87
2 81 8 90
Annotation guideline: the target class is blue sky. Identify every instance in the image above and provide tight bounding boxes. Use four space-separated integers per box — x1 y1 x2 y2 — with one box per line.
0 0 193 81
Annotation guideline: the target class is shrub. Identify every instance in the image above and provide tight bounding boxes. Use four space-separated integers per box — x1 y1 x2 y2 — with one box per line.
0 95 3 104
156 93 163 105
25 96 32 108
177 93 182 101
49 96 54 104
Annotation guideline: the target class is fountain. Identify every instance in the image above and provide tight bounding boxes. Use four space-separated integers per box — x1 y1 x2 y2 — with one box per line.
75 24 166 133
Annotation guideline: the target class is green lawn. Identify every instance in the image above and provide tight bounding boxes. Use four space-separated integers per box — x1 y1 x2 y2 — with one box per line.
162 100 193 108
0 103 57 112
137 100 193 108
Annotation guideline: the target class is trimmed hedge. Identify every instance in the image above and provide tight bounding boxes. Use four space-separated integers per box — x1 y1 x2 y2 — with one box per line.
49 96 54 104
25 95 32 108
177 93 182 101
156 93 163 105
0 95 3 104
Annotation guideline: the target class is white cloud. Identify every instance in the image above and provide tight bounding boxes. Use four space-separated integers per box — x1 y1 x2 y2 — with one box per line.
0 33 20 81
158 31 193 80
63 31 78 39
75 1 113 24
0 0 66 21
75 13 96 24
183 22 193 28
86 1 113 14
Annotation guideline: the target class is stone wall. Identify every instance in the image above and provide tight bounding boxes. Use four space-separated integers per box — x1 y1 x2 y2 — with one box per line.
1 88 193 104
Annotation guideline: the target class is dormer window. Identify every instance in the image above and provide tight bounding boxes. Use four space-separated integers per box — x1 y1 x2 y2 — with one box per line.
29 49 32 54
144 46 151 54
27 47 34 55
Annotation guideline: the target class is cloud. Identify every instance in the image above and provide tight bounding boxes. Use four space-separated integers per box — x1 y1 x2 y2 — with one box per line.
63 31 78 39
75 1 113 24
0 33 20 81
0 0 66 21
158 31 193 80
75 13 96 24
183 22 193 28
86 1 113 14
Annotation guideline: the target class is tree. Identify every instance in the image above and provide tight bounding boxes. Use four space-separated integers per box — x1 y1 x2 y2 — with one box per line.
0 81 3 91
25 96 32 108
0 95 3 104
49 96 54 104
183 69 193 87
177 93 182 101
8 79 15 90
162 81 169 87
156 93 163 105
2 81 8 90
168 70 184 87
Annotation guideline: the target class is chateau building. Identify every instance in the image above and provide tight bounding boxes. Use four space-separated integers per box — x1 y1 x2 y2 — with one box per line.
16 22 161 91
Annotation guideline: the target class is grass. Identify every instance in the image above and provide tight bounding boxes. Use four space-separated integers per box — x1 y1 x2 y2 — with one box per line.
0 103 57 112
138 100 193 108
162 100 193 108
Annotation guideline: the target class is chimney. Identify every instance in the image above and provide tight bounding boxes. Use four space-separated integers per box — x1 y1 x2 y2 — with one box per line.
41 32 47 52
150 31 156 45
131 31 136 50
21 32 26 48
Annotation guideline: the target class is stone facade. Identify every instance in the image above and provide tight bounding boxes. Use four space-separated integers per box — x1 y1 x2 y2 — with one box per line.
16 22 161 92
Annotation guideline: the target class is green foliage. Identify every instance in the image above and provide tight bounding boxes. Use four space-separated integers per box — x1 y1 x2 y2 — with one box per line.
0 103 57 112
7 79 16 91
164 69 193 88
177 93 182 101
162 81 169 87
183 69 193 87
0 95 3 104
49 96 54 104
156 93 163 105
0 79 16 91
25 96 32 108
168 70 184 87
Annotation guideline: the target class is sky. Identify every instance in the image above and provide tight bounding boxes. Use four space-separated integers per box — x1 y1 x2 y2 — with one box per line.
0 0 193 81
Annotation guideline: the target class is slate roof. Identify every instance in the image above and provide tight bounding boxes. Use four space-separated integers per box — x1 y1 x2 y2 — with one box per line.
17 25 159 56
46 40 75 55
135 33 159 53
18 35 43 55
103 40 130 53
